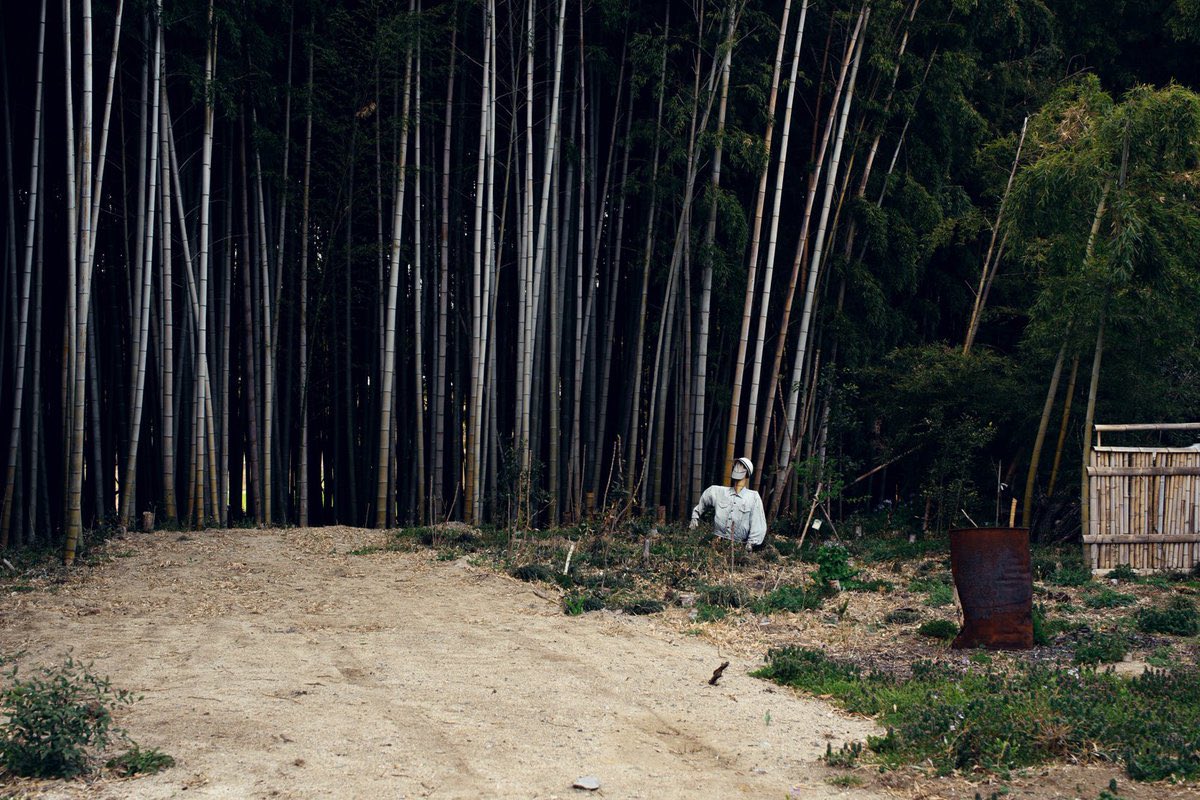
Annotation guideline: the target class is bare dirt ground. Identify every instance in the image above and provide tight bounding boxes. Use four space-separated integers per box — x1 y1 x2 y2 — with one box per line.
0 526 890 800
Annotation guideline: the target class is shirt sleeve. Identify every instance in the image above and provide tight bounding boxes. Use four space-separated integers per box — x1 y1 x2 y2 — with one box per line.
748 492 767 545
692 486 716 522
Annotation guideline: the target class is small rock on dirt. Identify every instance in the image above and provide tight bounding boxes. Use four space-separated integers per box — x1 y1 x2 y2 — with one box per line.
573 776 601 791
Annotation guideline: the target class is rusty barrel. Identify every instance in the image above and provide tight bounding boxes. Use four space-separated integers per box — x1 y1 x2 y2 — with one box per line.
949 527 1033 650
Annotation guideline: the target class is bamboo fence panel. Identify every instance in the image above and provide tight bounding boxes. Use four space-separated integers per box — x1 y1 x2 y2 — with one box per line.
1084 431 1200 573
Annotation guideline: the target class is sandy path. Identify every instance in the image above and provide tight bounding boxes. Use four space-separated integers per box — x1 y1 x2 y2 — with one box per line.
0 527 887 799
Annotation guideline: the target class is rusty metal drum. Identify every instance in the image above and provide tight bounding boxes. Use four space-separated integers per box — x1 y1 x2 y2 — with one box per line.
949 527 1033 650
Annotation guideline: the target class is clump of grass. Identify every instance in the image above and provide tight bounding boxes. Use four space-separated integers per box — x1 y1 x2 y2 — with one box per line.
105 745 175 776
510 563 556 583
1072 630 1130 665
1107 564 1139 583
847 578 894 593
621 598 664 616
1136 595 1199 636
562 593 605 615
1084 587 1137 609
824 741 863 767
825 774 864 788
752 584 824 614
696 583 747 608
917 619 958 641
909 576 954 607
1046 562 1092 587
694 603 727 622
753 647 1200 781
885 608 921 625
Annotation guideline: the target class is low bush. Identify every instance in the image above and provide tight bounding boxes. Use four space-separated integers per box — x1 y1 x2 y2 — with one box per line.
752 584 824 614
510 563 556 583
621 598 664 615
917 619 958 641
1072 630 1130 665
885 608 921 625
0 659 136 778
1136 595 1200 636
812 544 859 589
824 741 863 767
1107 564 1139 583
562 593 605 615
1084 588 1136 609
1046 562 1092 587
753 647 1200 781
105 745 175 776
694 603 727 622
696 583 747 609
909 576 954 607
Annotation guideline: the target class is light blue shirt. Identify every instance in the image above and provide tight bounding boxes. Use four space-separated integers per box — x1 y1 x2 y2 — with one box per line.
691 485 768 545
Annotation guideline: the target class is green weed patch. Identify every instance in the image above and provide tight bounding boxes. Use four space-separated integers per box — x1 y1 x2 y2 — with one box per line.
1136 595 1199 636
753 647 1200 781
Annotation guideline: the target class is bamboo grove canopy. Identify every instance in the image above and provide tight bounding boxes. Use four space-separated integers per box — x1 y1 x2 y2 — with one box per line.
0 0 1198 560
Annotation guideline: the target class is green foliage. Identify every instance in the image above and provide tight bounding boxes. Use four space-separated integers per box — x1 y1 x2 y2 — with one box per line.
1083 587 1136 609
755 647 1200 781
753 584 824 614
1106 564 1139 583
917 619 959 641
105 745 175 777
621 598 665 616
1135 595 1200 636
1046 562 1092 587
812 544 858 589
824 741 864 768
1072 630 1130 665
885 608 922 625
1032 604 1051 645
909 576 955 607
562 593 606 616
696 583 747 609
694 603 727 623
510 563 556 583
0 659 135 778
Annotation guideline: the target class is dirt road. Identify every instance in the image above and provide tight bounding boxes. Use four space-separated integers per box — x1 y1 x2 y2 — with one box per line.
0 527 886 799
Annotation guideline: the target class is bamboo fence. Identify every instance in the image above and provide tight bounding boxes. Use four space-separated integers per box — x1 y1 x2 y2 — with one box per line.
1085 423 1200 573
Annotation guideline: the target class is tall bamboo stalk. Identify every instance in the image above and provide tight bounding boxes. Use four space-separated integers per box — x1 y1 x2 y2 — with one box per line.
0 0 47 549
374 2 414 528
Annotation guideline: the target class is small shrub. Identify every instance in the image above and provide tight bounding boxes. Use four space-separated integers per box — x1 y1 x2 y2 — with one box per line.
1047 562 1092 587
563 593 605 616
1107 564 1139 582
622 598 665 615
847 578 894 593
0 659 135 778
1136 595 1200 636
753 584 823 614
824 741 864 767
917 619 958 641
812 544 858 589
695 603 727 622
105 745 175 776
696 583 746 608
510 563 556 583
1073 631 1130 665
1031 603 1057 645
885 608 921 625
1084 588 1136 609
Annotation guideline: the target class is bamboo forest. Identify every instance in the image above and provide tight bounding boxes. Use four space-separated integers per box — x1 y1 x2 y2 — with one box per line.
1 0 1199 559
